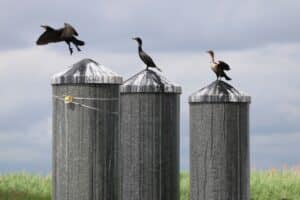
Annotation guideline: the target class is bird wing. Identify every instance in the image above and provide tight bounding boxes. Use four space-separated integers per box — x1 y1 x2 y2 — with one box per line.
140 51 157 67
41 25 55 31
218 61 230 71
72 28 79 36
69 24 79 36
61 24 79 38
36 29 62 45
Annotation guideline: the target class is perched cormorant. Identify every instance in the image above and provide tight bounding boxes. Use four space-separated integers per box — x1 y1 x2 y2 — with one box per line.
36 23 85 55
207 50 231 81
132 37 162 71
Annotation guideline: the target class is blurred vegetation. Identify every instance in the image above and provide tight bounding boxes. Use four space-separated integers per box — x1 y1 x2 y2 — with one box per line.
1 169 300 200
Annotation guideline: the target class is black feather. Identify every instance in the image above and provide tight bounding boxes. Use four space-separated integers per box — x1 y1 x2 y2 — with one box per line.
218 61 230 71
134 37 161 71
36 23 84 54
139 51 157 67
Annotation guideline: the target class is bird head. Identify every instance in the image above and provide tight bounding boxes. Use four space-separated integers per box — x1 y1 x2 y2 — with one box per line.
206 50 214 57
132 37 142 45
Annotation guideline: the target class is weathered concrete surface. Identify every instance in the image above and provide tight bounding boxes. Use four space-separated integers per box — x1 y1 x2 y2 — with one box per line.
120 69 181 200
53 85 120 200
189 80 251 200
52 59 122 200
190 103 249 200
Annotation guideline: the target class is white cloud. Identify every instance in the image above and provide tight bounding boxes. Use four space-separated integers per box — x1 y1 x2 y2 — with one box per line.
0 41 300 171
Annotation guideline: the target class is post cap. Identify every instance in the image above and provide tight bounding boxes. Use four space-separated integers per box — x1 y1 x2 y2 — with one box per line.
51 58 123 85
189 80 251 103
121 69 182 94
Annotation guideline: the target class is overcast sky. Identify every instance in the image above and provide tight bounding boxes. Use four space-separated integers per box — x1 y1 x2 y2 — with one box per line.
0 0 299 173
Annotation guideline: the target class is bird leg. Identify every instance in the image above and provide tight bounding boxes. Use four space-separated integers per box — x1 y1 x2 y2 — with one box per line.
66 41 73 55
75 45 81 52
71 41 81 52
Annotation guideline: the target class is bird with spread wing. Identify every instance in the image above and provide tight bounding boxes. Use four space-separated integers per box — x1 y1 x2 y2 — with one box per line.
36 23 85 55
207 50 231 81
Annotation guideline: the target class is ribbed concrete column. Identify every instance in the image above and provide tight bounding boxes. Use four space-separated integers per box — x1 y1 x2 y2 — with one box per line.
189 80 251 200
51 59 122 200
119 69 181 200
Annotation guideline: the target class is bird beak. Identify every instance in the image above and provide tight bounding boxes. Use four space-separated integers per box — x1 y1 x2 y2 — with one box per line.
132 38 136 40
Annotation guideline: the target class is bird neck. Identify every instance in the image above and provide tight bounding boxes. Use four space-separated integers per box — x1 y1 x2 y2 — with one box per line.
138 44 143 52
210 54 216 63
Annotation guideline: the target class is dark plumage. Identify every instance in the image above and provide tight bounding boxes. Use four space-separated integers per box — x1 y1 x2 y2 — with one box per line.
36 23 85 55
207 50 231 81
132 37 162 71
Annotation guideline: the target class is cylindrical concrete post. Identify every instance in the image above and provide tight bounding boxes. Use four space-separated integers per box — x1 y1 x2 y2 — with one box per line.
51 59 123 200
189 80 251 200
119 69 181 200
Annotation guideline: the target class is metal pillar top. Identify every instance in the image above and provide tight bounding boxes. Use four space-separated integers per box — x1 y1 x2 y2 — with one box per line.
121 69 181 94
51 58 123 85
189 80 251 103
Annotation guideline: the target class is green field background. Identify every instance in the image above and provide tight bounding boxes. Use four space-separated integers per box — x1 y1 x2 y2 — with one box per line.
0 170 299 200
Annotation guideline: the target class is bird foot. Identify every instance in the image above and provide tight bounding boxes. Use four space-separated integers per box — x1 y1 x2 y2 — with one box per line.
69 48 73 55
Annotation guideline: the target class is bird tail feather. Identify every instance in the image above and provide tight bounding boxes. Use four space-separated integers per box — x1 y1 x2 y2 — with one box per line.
156 66 162 72
224 73 231 81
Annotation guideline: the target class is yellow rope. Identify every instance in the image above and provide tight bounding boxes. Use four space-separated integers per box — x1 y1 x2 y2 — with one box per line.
53 95 119 115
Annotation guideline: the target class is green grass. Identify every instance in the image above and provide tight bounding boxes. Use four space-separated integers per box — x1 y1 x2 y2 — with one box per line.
0 170 300 200
180 172 190 200
0 173 51 200
250 169 300 200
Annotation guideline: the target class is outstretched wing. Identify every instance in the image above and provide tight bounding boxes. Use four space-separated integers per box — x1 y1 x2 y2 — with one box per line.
41 25 55 31
36 27 62 45
68 24 79 36
218 60 230 71
140 51 157 67
61 23 79 38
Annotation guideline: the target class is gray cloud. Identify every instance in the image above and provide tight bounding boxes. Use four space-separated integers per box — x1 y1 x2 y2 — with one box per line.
0 1 300 52
2 41 300 172
251 132 300 169
0 117 51 173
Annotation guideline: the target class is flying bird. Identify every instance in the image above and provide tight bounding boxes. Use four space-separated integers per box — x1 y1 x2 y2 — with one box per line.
207 50 231 81
132 37 162 71
36 23 85 55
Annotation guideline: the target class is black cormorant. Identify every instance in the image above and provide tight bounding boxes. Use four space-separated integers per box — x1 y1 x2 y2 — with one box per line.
36 23 85 55
132 37 162 71
207 50 231 81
